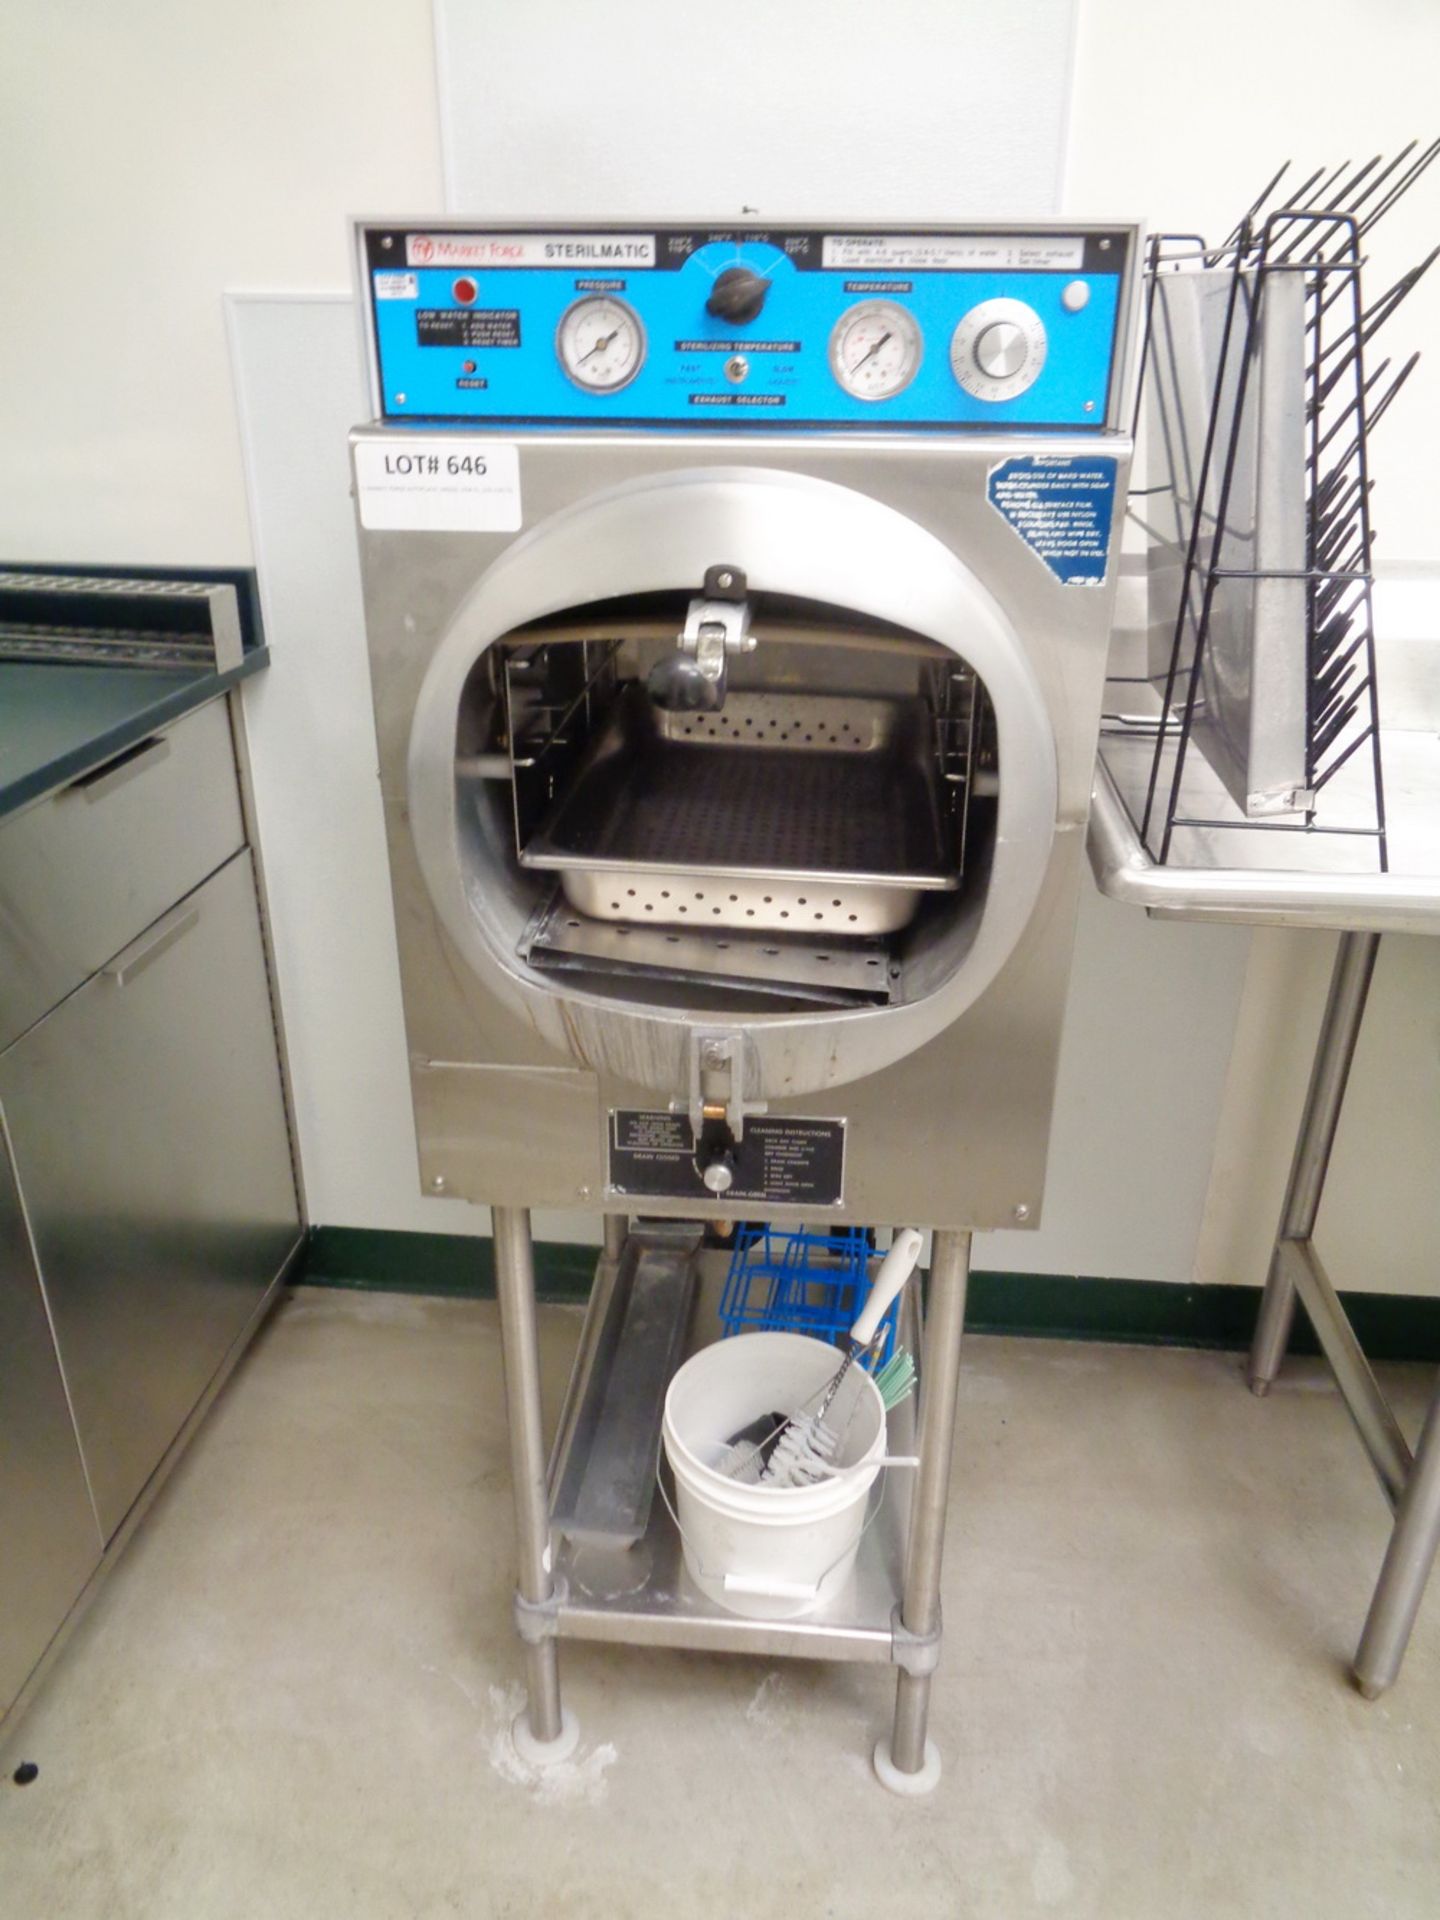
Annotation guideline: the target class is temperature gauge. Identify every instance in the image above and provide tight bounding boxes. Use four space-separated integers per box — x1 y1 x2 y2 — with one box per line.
556 296 646 393
828 300 923 401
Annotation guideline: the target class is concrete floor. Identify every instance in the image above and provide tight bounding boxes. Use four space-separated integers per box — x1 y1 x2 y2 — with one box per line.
2 1287 1438 1919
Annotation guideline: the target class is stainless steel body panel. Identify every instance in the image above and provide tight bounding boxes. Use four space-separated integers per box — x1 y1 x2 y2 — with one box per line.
0 851 300 1539
0 697 244 1050
397 829 1082 1228
0 1115 102 1718
361 432 1118 826
358 432 1125 1224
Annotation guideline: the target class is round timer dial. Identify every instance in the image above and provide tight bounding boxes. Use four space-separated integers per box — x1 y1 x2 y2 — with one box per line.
556 296 646 393
950 298 1047 403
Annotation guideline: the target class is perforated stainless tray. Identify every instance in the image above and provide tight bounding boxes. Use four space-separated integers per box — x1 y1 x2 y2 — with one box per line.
520 688 956 935
523 891 896 1004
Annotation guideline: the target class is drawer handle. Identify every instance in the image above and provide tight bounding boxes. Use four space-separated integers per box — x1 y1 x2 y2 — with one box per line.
66 734 170 803
103 903 200 987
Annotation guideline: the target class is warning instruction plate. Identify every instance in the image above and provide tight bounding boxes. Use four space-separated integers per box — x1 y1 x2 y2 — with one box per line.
608 1110 845 1206
987 454 1117 585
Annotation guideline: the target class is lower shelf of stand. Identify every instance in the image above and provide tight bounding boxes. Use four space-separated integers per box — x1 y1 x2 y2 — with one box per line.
550 1391 914 1664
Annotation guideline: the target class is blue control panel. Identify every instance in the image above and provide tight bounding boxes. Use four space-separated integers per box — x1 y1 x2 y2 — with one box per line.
361 225 1133 433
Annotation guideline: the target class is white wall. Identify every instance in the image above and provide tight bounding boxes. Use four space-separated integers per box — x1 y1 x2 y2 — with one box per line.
1316 935 1440 1294
1066 0 1440 561
0 0 443 565
6 1 1437 1289
437 0 1076 218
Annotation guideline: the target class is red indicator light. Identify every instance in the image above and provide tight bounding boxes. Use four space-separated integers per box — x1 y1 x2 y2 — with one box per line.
453 277 478 304
462 360 477 373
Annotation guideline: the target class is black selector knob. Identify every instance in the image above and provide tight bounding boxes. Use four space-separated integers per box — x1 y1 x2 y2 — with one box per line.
705 267 772 324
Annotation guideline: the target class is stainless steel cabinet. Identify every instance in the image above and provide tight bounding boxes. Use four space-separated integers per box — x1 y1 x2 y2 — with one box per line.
0 850 298 1542
0 699 244 1052
0 1123 103 1713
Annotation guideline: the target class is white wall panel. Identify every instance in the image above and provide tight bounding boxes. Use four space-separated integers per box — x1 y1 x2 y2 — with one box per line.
975 885 1249 1281
436 0 1077 220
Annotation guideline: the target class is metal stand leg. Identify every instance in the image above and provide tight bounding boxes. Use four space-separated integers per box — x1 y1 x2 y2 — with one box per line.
1248 931 1379 1395
1354 1373 1440 1698
602 1211 627 1263
493 1205 579 1764
874 1228 971 1797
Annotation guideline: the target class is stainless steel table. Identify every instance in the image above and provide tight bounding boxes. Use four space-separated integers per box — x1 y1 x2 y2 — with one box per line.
1090 673 1440 1695
492 1209 968 1790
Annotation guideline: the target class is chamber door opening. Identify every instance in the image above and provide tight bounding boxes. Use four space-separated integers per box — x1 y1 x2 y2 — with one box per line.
454 591 999 1014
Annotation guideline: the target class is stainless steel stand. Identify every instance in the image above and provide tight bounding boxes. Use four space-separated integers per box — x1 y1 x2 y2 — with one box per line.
493 1206 574 1760
490 1207 971 1790
1247 933 1440 1696
878 1228 970 1793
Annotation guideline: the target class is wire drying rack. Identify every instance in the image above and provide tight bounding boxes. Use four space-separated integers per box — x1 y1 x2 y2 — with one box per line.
718 1225 900 1368
1111 141 1438 878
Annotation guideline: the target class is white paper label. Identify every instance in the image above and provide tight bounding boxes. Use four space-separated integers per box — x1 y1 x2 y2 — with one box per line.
355 440 521 533
822 234 1085 272
405 231 655 269
374 271 417 299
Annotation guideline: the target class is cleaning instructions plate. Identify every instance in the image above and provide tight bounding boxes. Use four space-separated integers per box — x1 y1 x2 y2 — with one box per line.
608 1111 846 1205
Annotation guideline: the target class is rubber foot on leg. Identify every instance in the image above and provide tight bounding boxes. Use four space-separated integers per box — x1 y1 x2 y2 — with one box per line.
512 1704 580 1767
873 1734 942 1796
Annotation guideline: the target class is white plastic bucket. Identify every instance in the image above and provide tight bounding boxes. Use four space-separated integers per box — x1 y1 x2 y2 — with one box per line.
661 1332 887 1620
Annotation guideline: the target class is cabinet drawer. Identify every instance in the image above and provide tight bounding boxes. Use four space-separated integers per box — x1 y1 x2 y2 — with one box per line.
0 851 300 1540
0 697 244 1050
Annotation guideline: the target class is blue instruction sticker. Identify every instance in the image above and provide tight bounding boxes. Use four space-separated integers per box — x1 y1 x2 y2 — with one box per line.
987 455 1117 585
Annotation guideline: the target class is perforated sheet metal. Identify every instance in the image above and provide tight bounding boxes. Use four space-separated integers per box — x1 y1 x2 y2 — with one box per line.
523 893 896 1002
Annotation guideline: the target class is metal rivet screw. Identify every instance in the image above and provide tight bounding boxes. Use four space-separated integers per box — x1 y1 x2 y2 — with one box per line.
1099 237 1111 250
577 1185 591 1200
381 236 393 249
716 572 733 589
1083 400 1096 413
1012 1203 1031 1222
430 1175 447 1193
703 1042 727 1069
394 393 407 405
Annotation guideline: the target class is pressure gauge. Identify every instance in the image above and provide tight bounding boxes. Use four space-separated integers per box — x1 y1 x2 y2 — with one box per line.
556 296 646 393
828 300 923 401
950 298 1047 402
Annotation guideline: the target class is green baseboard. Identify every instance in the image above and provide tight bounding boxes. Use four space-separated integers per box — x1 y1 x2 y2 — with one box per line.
300 1226 1440 1362
305 1227 598 1301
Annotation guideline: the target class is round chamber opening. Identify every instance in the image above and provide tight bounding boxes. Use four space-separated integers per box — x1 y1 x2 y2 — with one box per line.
451 590 1001 1020
406 461 1058 1100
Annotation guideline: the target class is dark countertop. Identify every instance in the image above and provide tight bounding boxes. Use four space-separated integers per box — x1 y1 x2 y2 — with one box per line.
0 651 270 820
